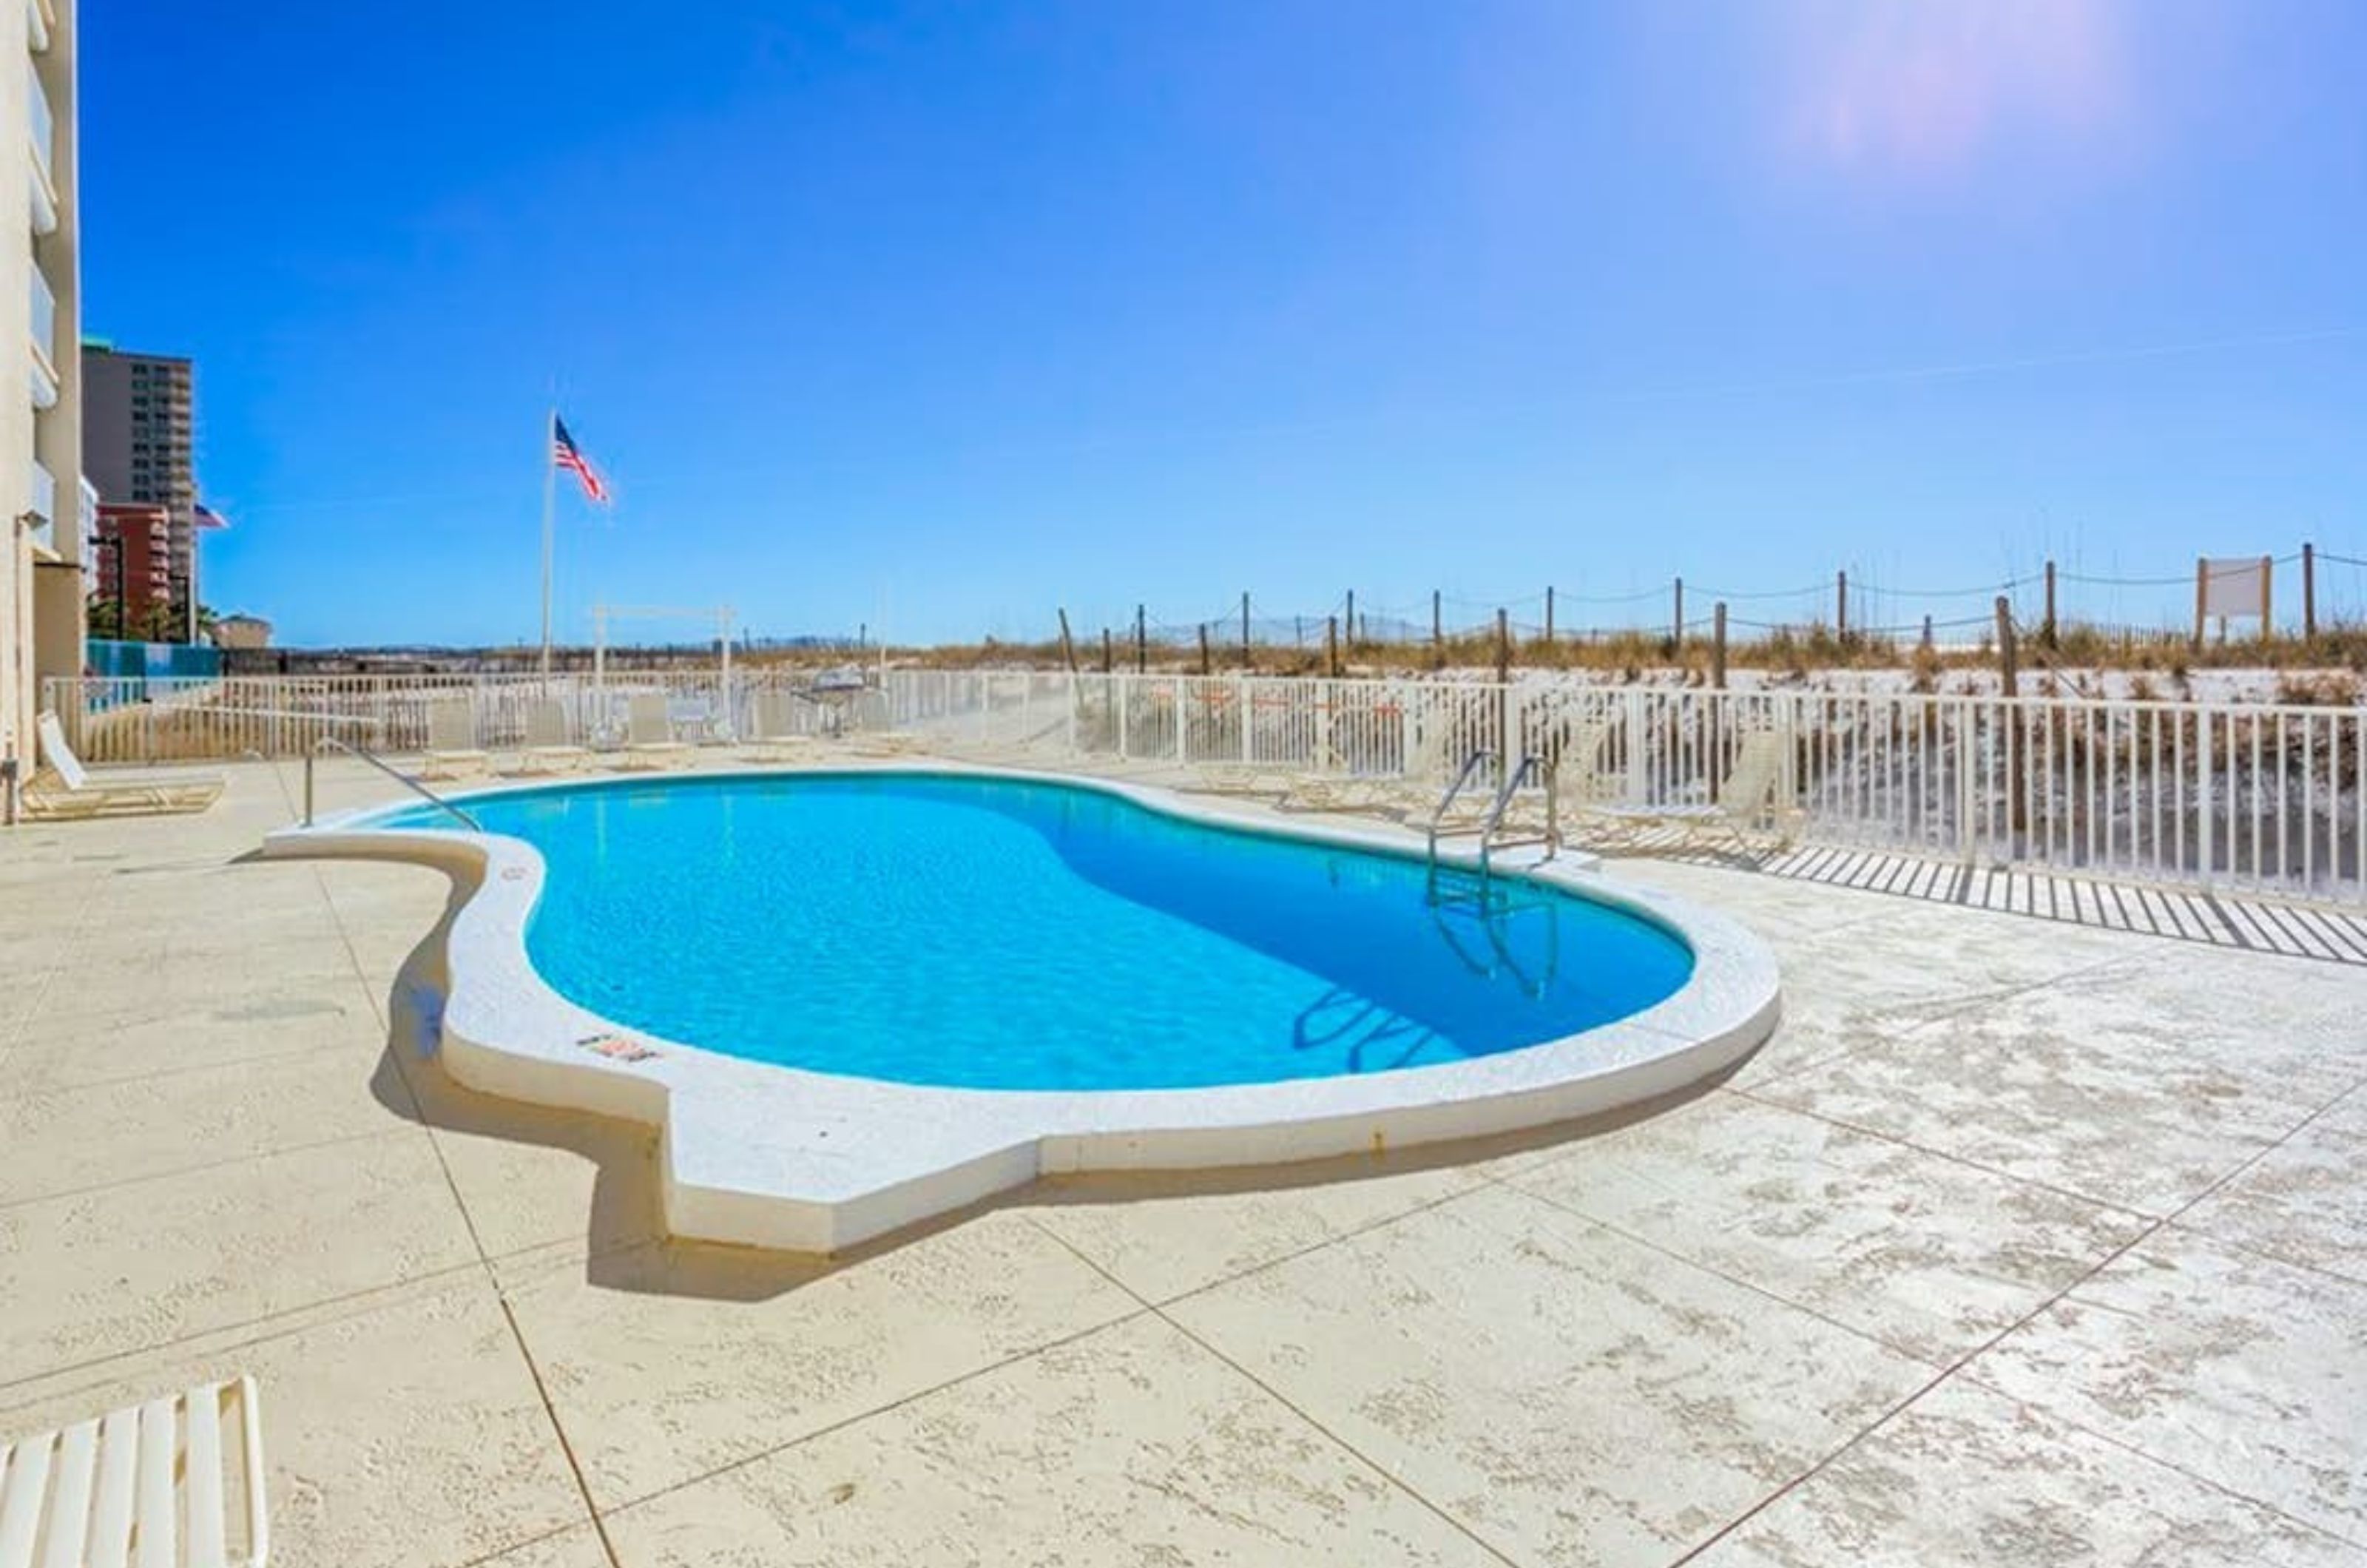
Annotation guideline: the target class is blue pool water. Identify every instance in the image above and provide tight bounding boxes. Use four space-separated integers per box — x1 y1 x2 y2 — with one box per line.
374 774 1694 1091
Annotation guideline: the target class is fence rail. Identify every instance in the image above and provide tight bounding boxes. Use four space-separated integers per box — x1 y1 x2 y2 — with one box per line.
38 669 2366 906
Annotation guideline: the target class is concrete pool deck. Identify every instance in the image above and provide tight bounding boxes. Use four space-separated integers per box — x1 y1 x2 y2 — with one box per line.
3 757 2364 1566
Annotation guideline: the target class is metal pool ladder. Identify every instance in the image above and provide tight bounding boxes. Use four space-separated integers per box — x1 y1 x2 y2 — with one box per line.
1425 748 1559 908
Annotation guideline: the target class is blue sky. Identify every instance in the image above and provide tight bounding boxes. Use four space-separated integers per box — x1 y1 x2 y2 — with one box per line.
82 1 2366 647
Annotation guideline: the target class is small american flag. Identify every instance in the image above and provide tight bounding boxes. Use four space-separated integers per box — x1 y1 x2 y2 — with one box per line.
552 415 610 504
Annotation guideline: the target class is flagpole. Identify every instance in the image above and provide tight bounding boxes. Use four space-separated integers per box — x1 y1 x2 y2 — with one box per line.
538 406 556 677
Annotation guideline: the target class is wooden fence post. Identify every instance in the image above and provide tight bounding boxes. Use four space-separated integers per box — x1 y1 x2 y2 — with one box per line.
1134 605 1147 673
1198 624 1212 675
2042 560 2057 647
2258 554 2273 641
1494 608 1510 684
1239 592 1252 669
1431 590 1442 663
1672 577 1684 649
1345 589 1355 649
2303 542 2317 641
1101 628 1113 674
2192 558 2207 651
1996 595 2025 833
1544 585 1555 644
1711 603 1728 689
1326 615 1340 677
1056 609 1078 672
1837 570 1849 640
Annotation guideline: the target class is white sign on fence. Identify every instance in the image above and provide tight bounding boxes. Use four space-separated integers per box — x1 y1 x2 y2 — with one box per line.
2195 555 2272 638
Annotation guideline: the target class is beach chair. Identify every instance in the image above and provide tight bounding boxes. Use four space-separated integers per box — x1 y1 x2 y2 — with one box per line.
740 690 823 763
419 698 489 780
510 699 589 775
21 712 224 820
0 1375 268 1567
1577 726 1799 854
618 693 692 770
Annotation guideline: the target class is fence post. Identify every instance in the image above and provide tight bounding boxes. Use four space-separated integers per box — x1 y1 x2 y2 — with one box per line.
2303 542 2317 641
1345 589 1355 650
1996 596 2025 834
2192 558 2207 651
1836 570 1848 641
1057 609 1078 672
1672 578 1684 649
1326 615 1340 678
1544 586 1555 644
1955 698 1976 865
1101 628 1112 674
2042 560 2057 647
2258 554 2273 639
1198 624 1212 675
1711 603 1728 689
1494 609 1510 684
1240 592 1252 669
1431 590 1442 664
1134 606 1147 673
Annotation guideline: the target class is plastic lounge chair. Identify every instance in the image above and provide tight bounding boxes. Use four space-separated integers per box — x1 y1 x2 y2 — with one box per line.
1578 726 1799 854
619 693 692 770
22 712 224 820
0 1375 268 1567
419 698 490 780
740 691 823 763
511 699 589 775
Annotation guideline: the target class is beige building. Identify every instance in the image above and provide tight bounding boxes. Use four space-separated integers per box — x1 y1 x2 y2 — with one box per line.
210 612 271 650
1 0 81 786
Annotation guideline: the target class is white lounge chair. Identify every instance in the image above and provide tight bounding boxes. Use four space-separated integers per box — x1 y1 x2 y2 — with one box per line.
619 693 692 770
23 712 224 820
510 699 589 775
1577 726 1800 854
0 1375 268 1567
419 698 489 780
740 691 823 763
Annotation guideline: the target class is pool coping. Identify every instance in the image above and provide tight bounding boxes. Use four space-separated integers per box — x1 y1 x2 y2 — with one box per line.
265 762 1781 1253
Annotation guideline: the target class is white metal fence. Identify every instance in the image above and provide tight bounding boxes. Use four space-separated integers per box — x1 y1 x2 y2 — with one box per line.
39 669 2367 905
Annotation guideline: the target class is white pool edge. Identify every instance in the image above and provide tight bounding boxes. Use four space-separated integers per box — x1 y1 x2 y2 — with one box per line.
266 763 1781 1253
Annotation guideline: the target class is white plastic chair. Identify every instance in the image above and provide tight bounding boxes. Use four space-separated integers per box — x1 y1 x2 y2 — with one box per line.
0 1376 267 1567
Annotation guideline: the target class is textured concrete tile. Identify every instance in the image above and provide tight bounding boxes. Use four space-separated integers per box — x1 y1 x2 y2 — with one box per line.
0 1047 408 1204
402 1053 664 1262
1596 861 1897 935
24 947 368 1031
1024 1156 1484 1302
2038 945 2367 1095
0 1274 588 1568
1697 1377 2363 1567
504 1212 1140 1510
601 1314 1500 1568
1167 1183 1930 1565
485 1527 612 1568
0 1130 479 1387
2181 1091 2367 1285
4 991 386 1094
1968 1230 2367 1541
1754 986 2331 1214
1506 1094 2145 1363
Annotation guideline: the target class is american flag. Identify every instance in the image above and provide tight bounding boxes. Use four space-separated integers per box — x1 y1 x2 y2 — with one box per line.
551 415 610 504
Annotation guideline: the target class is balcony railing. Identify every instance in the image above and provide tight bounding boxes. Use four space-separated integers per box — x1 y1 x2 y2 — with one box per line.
27 60 53 188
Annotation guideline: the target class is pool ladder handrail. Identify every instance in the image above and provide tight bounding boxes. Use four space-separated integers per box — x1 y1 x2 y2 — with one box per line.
1426 748 1560 905
303 735 484 831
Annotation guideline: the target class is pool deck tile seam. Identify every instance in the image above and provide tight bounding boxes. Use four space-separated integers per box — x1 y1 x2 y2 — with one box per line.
1022 1212 1530 1568
313 861 624 1568
1667 1057 2367 1563
0 1121 433 1217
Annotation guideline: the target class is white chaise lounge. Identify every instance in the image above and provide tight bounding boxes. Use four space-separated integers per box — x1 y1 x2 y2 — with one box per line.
24 712 224 820
1576 726 1800 854
511 699 590 775
0 1375 267 1567
419 698 490 780
620 693 692 769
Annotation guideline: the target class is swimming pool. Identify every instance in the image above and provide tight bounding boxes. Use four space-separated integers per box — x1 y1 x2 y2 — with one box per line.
372 773 1694 1091
278 764 1779 1251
